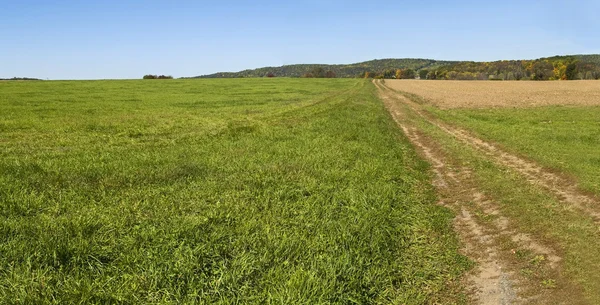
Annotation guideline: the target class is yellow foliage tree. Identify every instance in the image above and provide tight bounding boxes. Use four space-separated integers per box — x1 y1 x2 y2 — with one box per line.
395 69 403 79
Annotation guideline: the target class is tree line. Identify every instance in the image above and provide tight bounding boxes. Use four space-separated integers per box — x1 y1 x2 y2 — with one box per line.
143 74 173 79
361 69 417 79
301 67 337 78
0 77 42 81
426 56 600 80
189 55 600 80
192 59 452 79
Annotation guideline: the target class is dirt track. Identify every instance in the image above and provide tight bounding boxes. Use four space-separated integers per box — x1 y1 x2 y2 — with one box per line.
373 80 596 304
384 80 600 109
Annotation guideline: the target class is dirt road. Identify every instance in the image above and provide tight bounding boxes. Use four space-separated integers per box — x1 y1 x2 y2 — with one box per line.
373 80 593 304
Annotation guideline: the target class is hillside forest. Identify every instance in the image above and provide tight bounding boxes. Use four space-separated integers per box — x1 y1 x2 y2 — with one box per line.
193 55 600 80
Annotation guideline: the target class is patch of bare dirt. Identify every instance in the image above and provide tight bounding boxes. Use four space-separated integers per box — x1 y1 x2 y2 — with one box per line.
374 80 574 304
384 79 600 109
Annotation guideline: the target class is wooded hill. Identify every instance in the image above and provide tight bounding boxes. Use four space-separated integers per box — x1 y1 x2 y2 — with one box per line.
190 55 600 80
190 59 456 78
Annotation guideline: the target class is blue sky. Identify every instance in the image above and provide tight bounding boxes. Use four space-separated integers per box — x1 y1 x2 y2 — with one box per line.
2 0 599 79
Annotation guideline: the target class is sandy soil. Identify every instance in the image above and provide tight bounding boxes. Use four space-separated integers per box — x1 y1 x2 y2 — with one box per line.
383 80 600 109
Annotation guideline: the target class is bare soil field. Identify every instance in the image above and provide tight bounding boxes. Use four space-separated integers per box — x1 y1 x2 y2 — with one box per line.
384 80 600 108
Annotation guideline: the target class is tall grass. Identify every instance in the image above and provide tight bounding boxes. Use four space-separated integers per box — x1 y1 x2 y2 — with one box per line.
0 79 468 304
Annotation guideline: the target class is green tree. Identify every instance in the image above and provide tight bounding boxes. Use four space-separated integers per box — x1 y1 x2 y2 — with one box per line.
325 70 336 78
383 69 395 79
529 61 554 80
419 70 429 79
311 67 325 78
565 63 578 80
402 69 416 79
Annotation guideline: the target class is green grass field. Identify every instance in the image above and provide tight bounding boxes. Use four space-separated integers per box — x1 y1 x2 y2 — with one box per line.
433 106 600 195
0 79 469 304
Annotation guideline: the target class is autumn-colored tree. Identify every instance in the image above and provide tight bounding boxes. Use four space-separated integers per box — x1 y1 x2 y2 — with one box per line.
395 69 403 79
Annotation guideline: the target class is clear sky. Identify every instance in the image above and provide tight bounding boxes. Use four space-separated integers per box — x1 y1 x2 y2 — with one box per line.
2 0 599 79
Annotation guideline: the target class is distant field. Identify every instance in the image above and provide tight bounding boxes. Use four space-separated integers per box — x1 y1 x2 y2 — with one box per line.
386 80 600 109
0 79 468 303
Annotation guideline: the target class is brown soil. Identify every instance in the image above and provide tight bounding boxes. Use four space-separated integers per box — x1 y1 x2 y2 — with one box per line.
374 80 587 304
383 79 600 109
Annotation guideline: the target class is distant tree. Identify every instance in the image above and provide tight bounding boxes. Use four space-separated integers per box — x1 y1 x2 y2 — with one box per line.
565 63 578 80
447 71 458 80
395 69 403 79
529 61 554 80
402 69 416 79
426 71 437 80
0 77 42 81
144 74 173 79
382 69 395 79
364 72 376 78
585 71 594 80
325 70 336 78
266 72 275 78
302 73 314 78
419 69 429 79
311 67 325 78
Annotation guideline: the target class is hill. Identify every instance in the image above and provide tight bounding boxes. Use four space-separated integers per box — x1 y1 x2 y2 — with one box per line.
189 55 600 80
190 59 456 78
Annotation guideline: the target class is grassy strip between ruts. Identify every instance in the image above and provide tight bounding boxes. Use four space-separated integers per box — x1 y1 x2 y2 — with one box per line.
0 79 469 304
429 105 600 197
